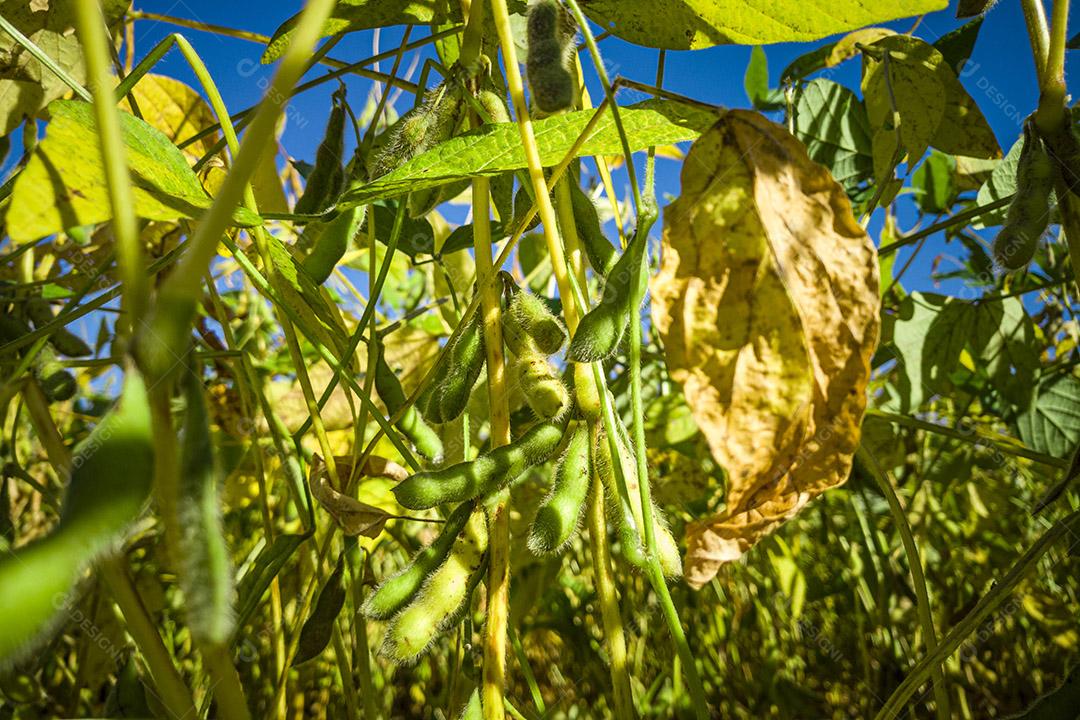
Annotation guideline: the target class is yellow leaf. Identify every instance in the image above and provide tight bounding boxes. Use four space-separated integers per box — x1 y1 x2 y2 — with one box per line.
827 27 895 67
650 110 880 588
124 74 219 165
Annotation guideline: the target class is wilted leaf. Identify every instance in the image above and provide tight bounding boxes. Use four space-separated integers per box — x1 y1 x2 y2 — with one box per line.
580 0 945 50
650 111 880 587
0 0 127 135
6 100 261 242
826 27 895 67
309 454 391 538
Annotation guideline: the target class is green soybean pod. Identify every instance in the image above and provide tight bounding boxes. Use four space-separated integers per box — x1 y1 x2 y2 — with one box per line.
383 509 488 663
477 88 511 124
294 87 347 216
567 225 648 362
995 127 1055 271
516 345 570 420
26 298 91 357
374 336 444 462
408 84 467 218
528 423 591 554
294 544 351 665
177 368 234 645
526 0 578 114
0 371 153 665
573 363 601 423
393 420 567 510
363 503 473 619
303 204 366 285
418 308 486 424
569 181 616 277
33 346 76 402
509 287 566 355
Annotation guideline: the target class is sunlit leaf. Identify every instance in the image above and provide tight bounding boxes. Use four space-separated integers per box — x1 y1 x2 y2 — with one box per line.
6 100 261 242
650 110 880 587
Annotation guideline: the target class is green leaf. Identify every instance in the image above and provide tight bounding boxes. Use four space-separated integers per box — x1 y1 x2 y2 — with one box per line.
890 293 973 412
911 151 956 214
178 369 234 646
6 100 261 243
957 0 996 18
293 548 350 666
794 79 873 192
744 47 783 110
1008 665 1080 719
1018 375 1080 458
0 0 127 135
339 99 718 209
234 533 310 633
933 16 984 75
581 0 947 49
779 44 837 83
262 1 463 63
0 370 154 664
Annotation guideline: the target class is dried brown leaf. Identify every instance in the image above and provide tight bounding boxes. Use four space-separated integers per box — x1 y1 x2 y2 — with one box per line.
309 454 391 538
650 110 880 588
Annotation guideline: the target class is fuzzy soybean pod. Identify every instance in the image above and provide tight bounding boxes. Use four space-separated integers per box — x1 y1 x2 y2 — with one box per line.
294 87 347 216
994 127 1055 271
302 203 366 285
383 509 488 663
529 423 591 554
507 285 567 355
393 420 567 510
516 344 570 420
526 0 578 114
362 502 473 620
417 308 486 424
477 88 511 124
26 298 92 357
177 368 234 645
373 336 444 462
567 224 649 362
407 84 467 218
569 181 616 277
573 363 602 422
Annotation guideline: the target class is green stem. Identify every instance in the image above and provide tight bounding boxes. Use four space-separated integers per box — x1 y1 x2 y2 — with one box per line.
1036 0 1070 134
1021 0 1051 82
858 447 950 720
74 0 147 324
0 14 90 100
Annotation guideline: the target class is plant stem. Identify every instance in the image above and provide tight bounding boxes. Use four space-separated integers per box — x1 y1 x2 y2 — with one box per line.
1021 0 1051 82
586 460 636 720
1037 0 1069 134
858 447 950 720
73 0 147 325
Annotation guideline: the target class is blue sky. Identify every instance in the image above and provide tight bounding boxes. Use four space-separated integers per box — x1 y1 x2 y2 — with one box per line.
125 0 1063 299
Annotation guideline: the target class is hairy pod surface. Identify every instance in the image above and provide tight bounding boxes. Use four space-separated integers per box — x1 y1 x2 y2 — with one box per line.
418 308 486 424
526 0 578 114
529 423 591 554
294 87 347 216
26 298 91 357
393 421 567 510
303 204 366 284
509 287 566 354
477 88 511 124
362 503 473 619
568 226 649 362
573 363 602 422
516 346 570 420
994 126 1055 271
374 337 444 461
569 181 616 277
383 509 487 663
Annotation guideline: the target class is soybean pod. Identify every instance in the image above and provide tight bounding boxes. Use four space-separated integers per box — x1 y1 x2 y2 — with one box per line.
515 345 570 420
373 335 444 462
528 423 591 554
294 86 347 216
393 420 567 510
568 181 616 277
417 306 486 424
994 122 1056 271
382 509 488 663
526 0 578 114
362 502 473 620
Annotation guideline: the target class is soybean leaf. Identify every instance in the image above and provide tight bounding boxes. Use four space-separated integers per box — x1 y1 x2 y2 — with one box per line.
1017 375 1080 458
339 99 719 209
125 74 221 164
293 548 351 666
0 0 127 135
794 79 874 193
178 369 234 646
957 0 997 18
744 47 784 111
234 532 310 634
650 111 880 587
0 370 154 664
1008 665 1080 718
911 151 956 214
933 16 984 75
580 0 946 50
6 100 261 243
889 293 973 412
